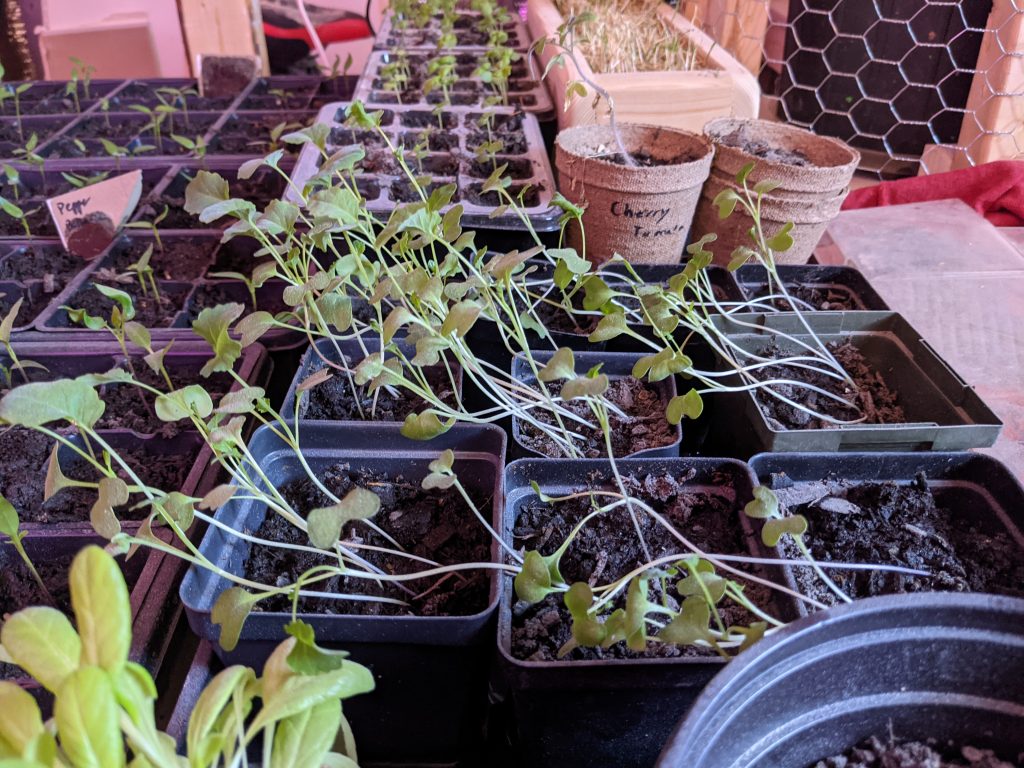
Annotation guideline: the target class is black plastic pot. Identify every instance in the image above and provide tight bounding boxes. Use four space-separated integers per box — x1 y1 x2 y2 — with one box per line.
657 592 1024 768
510 349 682 459
498 457 799 768
711 311 1002 453
179 421 507 763
736 264 890 312
748 450 1024 614
280 337 464 421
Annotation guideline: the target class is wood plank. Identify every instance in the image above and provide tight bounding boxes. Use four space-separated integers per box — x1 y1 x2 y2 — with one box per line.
527 0 759 131
954 0 1024 168
178 0 267 75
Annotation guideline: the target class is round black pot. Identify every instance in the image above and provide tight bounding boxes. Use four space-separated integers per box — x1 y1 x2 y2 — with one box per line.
657 592 1024 768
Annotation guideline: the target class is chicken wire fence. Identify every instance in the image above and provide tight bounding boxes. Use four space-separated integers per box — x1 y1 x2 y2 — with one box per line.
681 0 1024 177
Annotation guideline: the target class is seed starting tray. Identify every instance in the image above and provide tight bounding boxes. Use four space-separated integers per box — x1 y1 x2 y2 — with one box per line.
357 50 554 115
373 11 531 52
288 101 560 231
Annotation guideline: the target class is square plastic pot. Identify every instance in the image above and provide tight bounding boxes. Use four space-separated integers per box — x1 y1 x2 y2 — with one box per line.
736 264 889 312
510 349 682 459
280 337 464 421
747 450 1024 616
179 421 507 763
498 457 800 768
711 311 1002 452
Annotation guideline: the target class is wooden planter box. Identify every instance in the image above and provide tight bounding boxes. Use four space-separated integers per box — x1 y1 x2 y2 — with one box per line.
527 0 759 131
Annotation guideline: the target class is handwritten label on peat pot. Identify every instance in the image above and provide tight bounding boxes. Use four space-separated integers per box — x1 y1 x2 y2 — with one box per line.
609 200 686 239
46 170 143 259
198 54 261 99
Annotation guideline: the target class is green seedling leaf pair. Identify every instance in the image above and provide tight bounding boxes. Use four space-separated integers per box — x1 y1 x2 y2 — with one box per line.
744 486 808 546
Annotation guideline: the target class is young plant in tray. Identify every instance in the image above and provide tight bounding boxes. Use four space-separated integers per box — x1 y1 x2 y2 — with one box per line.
0 546 373 768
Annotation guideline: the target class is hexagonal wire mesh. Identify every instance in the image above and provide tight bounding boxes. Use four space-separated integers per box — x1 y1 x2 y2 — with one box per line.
681 0 1024 177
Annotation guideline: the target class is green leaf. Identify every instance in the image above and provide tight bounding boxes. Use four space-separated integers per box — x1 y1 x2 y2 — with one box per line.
564 582 606 648
215 386 265 415
199 484 236 511
713 188 739 219
0 682 45 754
317 294 352 333
666 389 703 423
400 411 453 440
90 476 128 539
677 559 727 603
743 486 779 520
0 494 20 539
70 546 131 674
581 276 613 311
183 171 229 217
191 303 244 376
271 700 342 768
0 379 104 429
382 306 413 343
658 596 713 646
284 620 347 675
761 514 808 547
123 321 150 350
561 374 608 400
0 608 80 693
537 347 575 382
513 550 556 604
155 385 213 422
440 300 482 337
55 666 125 768
754 179 781 196
211 587 255 652
587 312 627 343
186 665 255 761
236 310 275 348
307 487 381 549
252 657 373 734
727 246 758 272
730 621 768 652
548 247 590 276
735 162 755 186
0 297 22 341
411 336 449 367
766 221 795 253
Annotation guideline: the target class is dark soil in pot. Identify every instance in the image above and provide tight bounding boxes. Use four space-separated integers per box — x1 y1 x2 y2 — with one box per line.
182 283 287 324
105 238 215 281
753 340 905 429
398 129 458 152
746 283 863 312
330 126 389 148
243 462 491 616
97 364 232 435
716 125 811 167
0 287 44 326
464 183 539 208
0 203 56 237
63 280 185 328
0 428 196 524
301 362 458 422
812 735 1021 768
511 469 773 661
771 472 1024 606
517 376 675 458
0 244 83 287
135 198 195 229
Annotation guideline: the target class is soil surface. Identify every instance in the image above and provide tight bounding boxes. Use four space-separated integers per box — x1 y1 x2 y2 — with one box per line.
0 244 86 287
812 736 1022 768
718 127 811 167
105 238 214 281
746 282 862 311
0 427 196 523
511 469 774 661
300 356 458 422
183 283 287 325
753 340 905 430
60 279 184 329
770 472 1024 606
606 150 699 167
244 463 491 616
0 288 43 327
97 362 232 436
516 376 676 458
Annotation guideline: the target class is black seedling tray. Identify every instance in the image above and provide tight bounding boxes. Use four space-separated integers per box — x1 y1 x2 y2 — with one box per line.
289 101 559 231
499 457 800 768
711 311 1002 452
357 50 554 115
510 349 682 459
180 421 507 763
748 451 1024 615
374 10 531 51
736 264 890 312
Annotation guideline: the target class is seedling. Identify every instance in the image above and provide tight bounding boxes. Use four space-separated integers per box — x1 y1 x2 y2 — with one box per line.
69 56 96 101
0 196 32 238
0 494 54 605
0 546 373 767
60 170 111 189
124 204 169 251
0 297 46 384
126 243 161 299
171 132 209 160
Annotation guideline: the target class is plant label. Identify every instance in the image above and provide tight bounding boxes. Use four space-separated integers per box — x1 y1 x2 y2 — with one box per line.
197 54 261 98
46 170 143 259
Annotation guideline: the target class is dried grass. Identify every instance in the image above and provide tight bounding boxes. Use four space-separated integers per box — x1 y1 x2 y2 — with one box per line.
553 0 704 74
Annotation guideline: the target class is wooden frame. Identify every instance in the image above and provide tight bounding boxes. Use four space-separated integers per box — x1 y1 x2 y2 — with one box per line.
527 0 759 131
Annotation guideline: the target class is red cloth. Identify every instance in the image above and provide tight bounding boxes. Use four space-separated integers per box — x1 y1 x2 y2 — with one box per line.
841 160 1024 227
263 18 372 46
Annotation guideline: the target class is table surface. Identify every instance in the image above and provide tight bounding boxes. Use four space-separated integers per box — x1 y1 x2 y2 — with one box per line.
820 200 1024 478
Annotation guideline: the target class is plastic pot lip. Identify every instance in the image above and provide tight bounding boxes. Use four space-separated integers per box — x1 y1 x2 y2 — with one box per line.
180 420 508 631
509 349 683 459
497 455 765 671
657 591 1024 766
